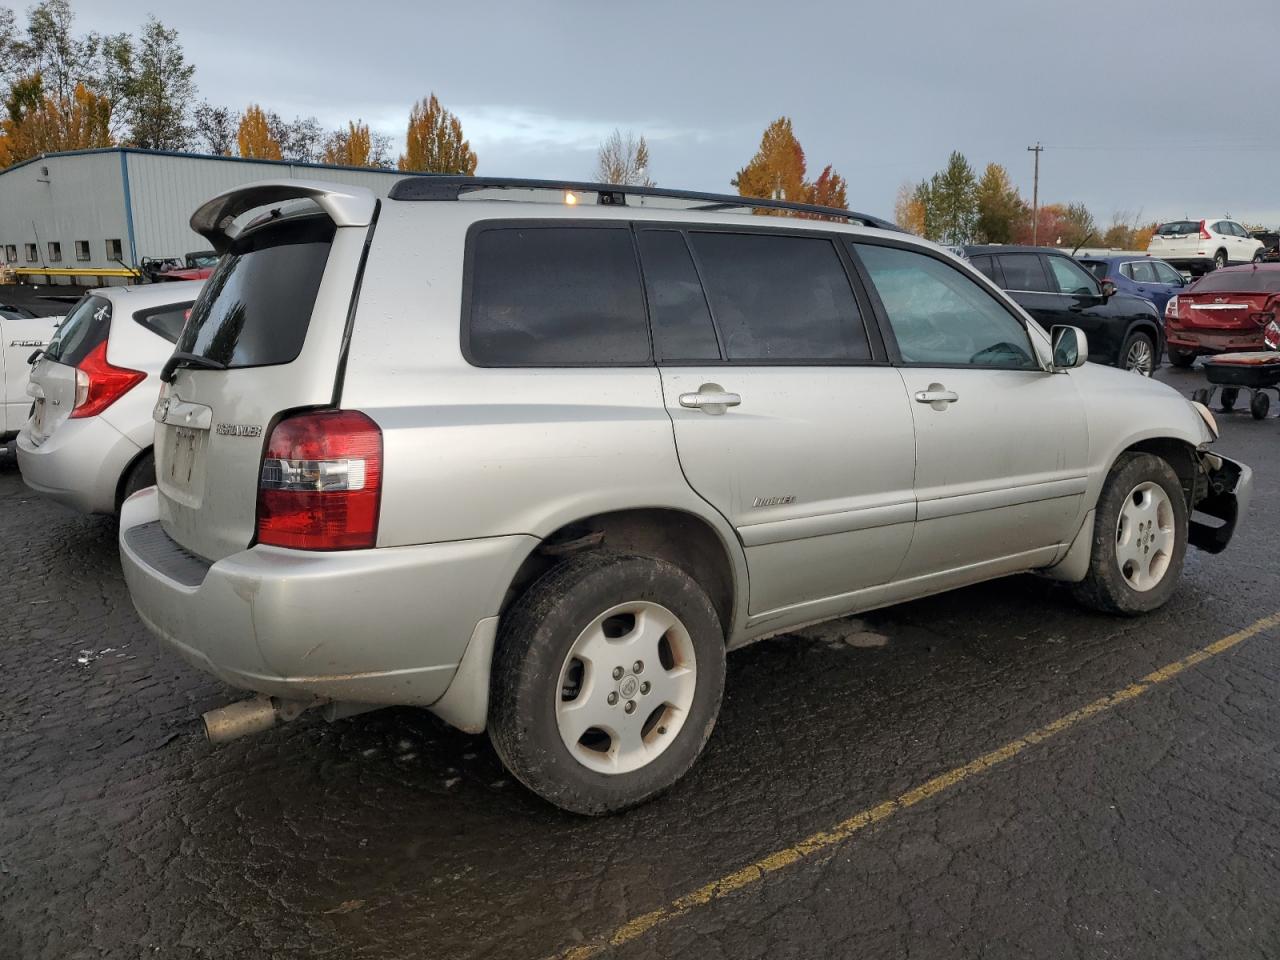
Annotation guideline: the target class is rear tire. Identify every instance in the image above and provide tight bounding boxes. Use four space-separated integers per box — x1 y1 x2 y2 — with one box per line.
1214 249 1228 270
489 552 726 815
116 449 155 512
1072 453 1188 616
1166 346 1196 368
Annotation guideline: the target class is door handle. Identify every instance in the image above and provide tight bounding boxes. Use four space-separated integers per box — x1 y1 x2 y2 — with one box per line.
679 384 741 414
914 384 959 410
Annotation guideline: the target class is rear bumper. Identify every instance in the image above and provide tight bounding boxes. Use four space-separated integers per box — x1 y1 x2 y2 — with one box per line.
16 415 140 514
1189 453 1252 554
118 486 535 707
1165 330 1265 355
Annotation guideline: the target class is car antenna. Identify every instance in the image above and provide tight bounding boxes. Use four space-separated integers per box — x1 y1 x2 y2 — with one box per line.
1071 231 1096 257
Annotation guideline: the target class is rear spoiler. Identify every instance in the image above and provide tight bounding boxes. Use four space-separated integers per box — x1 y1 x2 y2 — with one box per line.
190 180 378 254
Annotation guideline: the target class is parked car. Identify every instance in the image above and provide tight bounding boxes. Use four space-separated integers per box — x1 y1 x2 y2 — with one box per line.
1147 219 1265 275
1248 229 1280 262
1 306 61 444
1163 264 1280 367
140 251 219 283
965 245 1164 375
17 281 202 513
119 178 1250 815
1077 254 1187 317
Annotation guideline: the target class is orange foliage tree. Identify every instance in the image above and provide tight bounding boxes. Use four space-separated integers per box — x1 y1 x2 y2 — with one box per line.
0 73 113 167
398 94 477 174
323 120 372 166
732 116 849 215
894 181 927 235
237 104 281 160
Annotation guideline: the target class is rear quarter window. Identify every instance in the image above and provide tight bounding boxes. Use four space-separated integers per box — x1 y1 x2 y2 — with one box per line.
177 217 334 369
134 302 194 344
465 224 650 366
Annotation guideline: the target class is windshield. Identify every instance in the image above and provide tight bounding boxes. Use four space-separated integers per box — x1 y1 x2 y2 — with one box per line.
45 294 110 365
1157 221 1199 237
176 217 333 369
1191 270 1280 295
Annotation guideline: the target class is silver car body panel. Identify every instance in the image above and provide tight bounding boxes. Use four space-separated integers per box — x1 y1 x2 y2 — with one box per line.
120 180 1240 733
17 281 203 513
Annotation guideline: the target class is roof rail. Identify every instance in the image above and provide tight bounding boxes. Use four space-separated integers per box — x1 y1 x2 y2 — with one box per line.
387 176 899 230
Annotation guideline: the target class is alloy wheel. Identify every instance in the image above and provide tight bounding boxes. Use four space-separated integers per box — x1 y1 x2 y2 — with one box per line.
1125 338 1154 376
1115 481 1176 591
555 600 697 774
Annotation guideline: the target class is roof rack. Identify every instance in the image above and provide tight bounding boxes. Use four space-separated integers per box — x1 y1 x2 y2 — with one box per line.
386 176 899 230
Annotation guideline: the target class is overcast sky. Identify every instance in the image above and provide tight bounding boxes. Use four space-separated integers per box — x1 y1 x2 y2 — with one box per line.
64 0 1280 225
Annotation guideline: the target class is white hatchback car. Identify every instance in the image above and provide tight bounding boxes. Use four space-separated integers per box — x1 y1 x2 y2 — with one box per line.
18 281 203 513
1147 219 1265 275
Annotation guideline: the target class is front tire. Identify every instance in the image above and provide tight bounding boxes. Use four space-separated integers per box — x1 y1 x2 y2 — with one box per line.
489 552 726 815
1073 453 1188 616
1120 331 1156 376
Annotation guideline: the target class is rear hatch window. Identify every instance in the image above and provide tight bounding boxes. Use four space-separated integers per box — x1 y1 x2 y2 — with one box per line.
1156 221 1199 237
46 294 111 365
177 217 335 369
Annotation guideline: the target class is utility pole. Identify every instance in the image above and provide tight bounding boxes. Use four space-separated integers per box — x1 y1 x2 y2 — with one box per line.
1027 142 1043 245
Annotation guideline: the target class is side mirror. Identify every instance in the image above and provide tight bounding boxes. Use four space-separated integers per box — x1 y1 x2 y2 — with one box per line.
1051 325 1089 370
1100 279 1117 300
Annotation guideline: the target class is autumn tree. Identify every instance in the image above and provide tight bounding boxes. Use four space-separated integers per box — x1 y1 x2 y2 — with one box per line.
398 93 477 174
974 163 1026 244
269 112 324 163
894 180 926 235
0 73 112 165
1059 201 1097 250
733 116 849 216
595 128 652 186
237 103 281 160
322 120 391 168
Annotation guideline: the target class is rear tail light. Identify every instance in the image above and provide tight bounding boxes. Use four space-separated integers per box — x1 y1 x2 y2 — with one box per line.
256 409 382 550
69 341 145 418
1249 312 1274 327
1265 320 1280 350
1199 220 1212 240
1164 295 1179 319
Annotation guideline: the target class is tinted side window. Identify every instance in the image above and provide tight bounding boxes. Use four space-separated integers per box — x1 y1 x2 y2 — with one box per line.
998 254 1052 292
134 302 194 344
855 243 1037 370
636 231 721 362
688 232 869 362
969 254 997 281
468 226 650 366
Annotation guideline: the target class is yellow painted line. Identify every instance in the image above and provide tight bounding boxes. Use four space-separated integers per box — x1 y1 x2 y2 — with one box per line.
553 611 1280 960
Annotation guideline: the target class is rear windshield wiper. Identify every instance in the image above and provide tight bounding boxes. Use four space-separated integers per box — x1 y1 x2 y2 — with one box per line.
161 352 227 383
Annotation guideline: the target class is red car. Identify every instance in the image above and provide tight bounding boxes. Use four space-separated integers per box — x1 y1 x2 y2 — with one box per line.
1164 263 1280 366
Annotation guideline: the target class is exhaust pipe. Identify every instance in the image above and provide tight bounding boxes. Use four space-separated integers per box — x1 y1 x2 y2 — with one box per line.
202 695 312 744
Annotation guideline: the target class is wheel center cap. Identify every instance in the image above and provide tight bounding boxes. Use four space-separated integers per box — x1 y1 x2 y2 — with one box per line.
618 675 639 699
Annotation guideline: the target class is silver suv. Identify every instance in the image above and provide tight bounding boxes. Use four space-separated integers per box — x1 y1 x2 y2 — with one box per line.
119 177 1251 815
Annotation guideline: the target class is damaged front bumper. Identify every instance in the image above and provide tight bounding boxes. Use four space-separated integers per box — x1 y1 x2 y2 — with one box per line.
1189 452 1252 554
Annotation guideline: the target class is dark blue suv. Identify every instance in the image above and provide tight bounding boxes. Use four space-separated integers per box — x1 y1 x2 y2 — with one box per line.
1076 254 1188 317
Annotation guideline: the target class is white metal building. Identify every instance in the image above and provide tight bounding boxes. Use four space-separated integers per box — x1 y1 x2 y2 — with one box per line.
0 148 419 283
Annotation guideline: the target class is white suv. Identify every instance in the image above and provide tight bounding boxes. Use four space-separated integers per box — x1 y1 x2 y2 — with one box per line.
1147 218 1265 275
118 178 1250 814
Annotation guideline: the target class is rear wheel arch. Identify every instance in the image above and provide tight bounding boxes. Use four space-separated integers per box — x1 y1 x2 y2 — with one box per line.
501 508 741 643
114 445 156 512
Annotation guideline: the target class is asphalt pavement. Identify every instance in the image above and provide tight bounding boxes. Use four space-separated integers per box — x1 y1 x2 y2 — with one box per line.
1 364 1278 959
